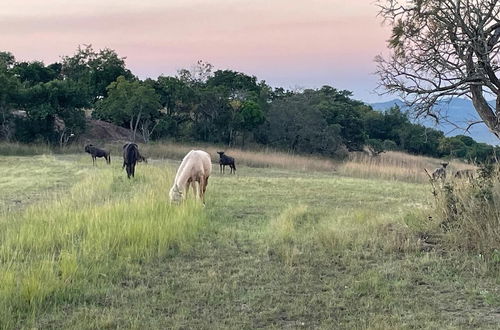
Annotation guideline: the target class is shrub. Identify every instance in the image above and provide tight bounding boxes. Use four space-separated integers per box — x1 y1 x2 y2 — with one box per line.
433 165 500 263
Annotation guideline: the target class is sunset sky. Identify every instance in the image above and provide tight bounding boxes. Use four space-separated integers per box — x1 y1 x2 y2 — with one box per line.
0 0 391 102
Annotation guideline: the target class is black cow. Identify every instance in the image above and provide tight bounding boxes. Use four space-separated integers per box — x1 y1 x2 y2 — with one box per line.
217 151 236 174
84 144 111 165
122 143 146 178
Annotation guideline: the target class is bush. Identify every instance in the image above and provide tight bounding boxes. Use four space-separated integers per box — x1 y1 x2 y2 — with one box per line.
433 165 500 264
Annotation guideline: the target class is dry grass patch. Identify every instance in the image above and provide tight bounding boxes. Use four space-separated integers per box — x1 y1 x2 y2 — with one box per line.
138 142 338 172
338 151 475 183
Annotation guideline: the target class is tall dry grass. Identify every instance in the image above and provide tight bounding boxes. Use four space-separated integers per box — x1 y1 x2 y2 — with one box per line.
338 151 475 183
433 167 500 257
0 141 474 183
137 142 476 183
138 142 338 172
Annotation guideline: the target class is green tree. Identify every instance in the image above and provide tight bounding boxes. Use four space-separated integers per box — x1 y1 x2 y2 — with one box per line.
95 76 161 142
237 100 265 146
13 61 61 86
205 70 265 146
265 92 344 156
13 78 86 145
0 57 20 140
146 76 197 139
61 45 133 105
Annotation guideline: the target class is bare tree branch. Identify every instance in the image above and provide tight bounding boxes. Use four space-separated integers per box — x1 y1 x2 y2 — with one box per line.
376 0 500 139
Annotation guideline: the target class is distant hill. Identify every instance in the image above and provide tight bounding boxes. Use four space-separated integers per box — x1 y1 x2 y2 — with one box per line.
369 98 498 145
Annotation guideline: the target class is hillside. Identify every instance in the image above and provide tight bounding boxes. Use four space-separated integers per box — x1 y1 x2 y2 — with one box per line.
370 98 498 145
77 119 145 144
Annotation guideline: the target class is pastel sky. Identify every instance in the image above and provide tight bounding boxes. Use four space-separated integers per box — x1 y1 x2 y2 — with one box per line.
0 0 392 102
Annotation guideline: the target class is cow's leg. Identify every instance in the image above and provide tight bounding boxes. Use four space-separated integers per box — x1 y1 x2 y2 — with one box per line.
220 164 223 174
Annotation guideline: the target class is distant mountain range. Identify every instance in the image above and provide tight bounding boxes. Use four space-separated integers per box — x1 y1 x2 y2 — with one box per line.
369 98 498 145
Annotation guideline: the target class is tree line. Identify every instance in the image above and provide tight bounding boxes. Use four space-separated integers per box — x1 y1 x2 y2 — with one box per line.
0 46 497 163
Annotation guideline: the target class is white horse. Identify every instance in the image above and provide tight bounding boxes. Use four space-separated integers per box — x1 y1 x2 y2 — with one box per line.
169 150 212 204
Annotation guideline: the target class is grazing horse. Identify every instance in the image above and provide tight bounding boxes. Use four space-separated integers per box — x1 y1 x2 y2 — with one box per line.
84 144 110 165
122 143 144 179
170 150 212 204
217 151 236 174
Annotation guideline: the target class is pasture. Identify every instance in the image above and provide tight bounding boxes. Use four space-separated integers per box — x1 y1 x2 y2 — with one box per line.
0 149 499 329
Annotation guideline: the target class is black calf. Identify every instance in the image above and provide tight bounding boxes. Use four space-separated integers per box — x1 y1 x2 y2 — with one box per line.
217 151 236 174
84 144 111 165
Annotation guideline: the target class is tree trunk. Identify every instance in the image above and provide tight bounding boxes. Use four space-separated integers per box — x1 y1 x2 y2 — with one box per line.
129 119 135 142
133 110 142 142
470 85 500 139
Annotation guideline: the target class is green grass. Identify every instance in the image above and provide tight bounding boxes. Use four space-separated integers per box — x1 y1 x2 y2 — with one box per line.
0 156 205 328
1 154 499 329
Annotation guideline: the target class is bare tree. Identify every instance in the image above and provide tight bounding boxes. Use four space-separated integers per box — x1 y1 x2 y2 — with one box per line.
376 0 500 138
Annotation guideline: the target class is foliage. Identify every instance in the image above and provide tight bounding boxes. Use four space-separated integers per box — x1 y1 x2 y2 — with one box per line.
61 44 134 105
0 47 497 160
264 92 345 156
0 64 20 140
432 165 500 263
94 76 161 142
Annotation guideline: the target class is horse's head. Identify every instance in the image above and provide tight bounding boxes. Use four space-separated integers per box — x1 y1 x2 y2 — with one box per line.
169 184 183 204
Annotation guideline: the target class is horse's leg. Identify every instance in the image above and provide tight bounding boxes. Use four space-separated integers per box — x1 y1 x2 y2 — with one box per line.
185 181 190 199
193 180 200 200
198 177 204 202
201 176 208 204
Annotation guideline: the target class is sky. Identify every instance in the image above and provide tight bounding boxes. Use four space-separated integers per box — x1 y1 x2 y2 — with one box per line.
0 0 392 103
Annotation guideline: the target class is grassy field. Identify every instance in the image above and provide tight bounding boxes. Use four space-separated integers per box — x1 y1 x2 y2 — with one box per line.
0 149 499 329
